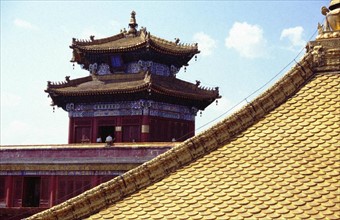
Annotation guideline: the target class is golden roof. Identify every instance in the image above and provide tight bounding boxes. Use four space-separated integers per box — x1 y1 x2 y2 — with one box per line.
89 72 340 220
72 30 199 55
28 30 340 220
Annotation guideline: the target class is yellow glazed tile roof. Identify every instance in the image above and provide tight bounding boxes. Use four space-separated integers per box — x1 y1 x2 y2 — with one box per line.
86 72 340 220
27 34 340 220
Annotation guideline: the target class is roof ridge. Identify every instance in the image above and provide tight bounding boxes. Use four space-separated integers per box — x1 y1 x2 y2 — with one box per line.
46 75 92 89
95 71 146 81
71 33 126 47
148 74 220 102
151 84 219 101
152 74 218 92
29 49 317 220
150 34 198 49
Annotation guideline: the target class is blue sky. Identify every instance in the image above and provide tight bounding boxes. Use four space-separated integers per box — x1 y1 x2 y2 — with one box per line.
1 1 327 145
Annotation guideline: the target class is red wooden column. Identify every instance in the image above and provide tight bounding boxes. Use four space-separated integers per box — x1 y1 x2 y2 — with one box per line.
5 176 13 207
189 121 195 137
141 115 150 142
115 117 122 142
68 118 74 144
92 118 98 143
91 176 100 187
49 176 57 207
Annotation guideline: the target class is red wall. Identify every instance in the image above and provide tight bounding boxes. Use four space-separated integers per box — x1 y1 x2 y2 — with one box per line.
149 116 194 142
69 116 141 143
69 116 194 144
0 175 116 219
0 144 172 219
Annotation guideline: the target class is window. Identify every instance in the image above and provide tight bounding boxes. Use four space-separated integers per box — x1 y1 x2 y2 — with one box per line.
111 55 123 68
57 176 92 205
22 177 41 207
122 125 140 142
12 177 23 207
39 177 50 207
75 126 91 143
149 118 193 142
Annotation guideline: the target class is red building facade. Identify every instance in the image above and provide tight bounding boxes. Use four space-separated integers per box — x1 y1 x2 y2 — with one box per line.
0 143 172 219
69 115 195 143
46 11 220 144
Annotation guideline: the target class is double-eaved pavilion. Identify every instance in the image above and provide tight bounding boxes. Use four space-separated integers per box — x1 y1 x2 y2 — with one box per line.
47 11 220 144
28 1 340 220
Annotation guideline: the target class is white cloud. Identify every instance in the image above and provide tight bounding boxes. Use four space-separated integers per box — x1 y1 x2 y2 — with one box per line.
1 92 22 107
193 32 217 56
280 26 305 51
225 22 268 58
13 18 38 30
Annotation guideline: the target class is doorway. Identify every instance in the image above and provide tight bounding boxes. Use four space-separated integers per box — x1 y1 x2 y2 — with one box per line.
98 126 115 143
22 177 41 207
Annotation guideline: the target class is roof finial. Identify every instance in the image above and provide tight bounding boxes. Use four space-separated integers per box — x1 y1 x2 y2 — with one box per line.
128 11 138 36
329 0 340 10
320 0 340 32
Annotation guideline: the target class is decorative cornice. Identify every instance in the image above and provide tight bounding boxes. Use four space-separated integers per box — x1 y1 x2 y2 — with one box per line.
66 101 197 120
307 35 340 72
